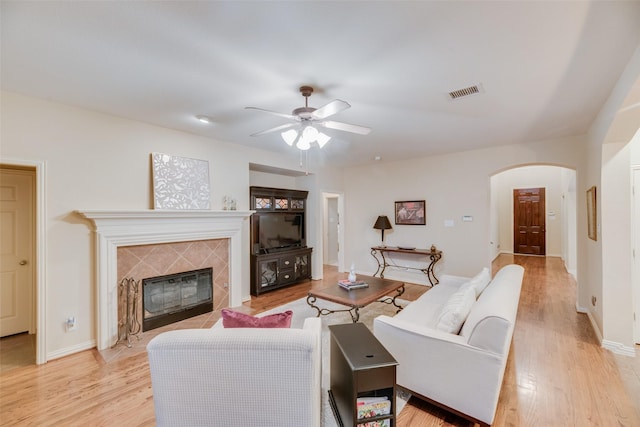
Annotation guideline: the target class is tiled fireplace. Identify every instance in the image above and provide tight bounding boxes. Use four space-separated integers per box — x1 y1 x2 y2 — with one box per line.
118 239 229 332
78 210 253 350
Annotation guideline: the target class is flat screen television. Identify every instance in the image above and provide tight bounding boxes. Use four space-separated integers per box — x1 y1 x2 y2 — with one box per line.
253 212 305 253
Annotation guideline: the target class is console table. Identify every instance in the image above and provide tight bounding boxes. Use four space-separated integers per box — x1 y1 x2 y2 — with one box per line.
371 246 442 285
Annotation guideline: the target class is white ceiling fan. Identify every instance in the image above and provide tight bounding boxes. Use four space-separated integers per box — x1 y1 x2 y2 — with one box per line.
245 86 371 150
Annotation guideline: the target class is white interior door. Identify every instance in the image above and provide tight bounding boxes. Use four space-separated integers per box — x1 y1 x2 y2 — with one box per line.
326 197 339 265
0 168 34 337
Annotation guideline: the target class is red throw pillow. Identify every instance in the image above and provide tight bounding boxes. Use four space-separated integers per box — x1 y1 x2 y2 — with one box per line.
221 309 293 328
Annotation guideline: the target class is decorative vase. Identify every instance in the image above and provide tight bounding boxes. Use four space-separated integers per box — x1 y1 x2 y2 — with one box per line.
348 263 357 282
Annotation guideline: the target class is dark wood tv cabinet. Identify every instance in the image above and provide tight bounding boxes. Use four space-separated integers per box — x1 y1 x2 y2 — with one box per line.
250 247 312 296
249 186 311 296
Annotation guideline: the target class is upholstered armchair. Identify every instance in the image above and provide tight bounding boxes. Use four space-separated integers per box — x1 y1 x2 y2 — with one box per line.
147 317 322 427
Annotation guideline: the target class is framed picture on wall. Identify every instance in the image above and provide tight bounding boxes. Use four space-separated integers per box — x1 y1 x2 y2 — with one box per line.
395 200 426 225
151 152 211 210
586 186 597 241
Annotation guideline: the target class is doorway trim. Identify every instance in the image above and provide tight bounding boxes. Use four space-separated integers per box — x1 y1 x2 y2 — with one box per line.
632 166 640 344
1 158 46 364
322 191 345 273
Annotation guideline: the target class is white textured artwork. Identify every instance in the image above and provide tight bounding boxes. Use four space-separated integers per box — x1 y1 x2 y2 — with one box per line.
151 153 211 209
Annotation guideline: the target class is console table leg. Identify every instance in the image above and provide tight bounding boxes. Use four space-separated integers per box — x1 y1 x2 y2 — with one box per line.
371 248 383 278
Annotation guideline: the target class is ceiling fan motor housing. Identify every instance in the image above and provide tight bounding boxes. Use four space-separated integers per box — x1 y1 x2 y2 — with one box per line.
292 106 316 120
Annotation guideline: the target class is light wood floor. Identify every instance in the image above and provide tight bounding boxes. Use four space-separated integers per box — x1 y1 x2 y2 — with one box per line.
1 254 638 426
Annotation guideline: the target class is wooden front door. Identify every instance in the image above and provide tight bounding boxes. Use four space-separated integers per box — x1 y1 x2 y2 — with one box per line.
514 187 546 255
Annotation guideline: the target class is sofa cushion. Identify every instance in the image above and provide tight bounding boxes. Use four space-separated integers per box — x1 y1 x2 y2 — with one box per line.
435 285 476 334
396 281 461 328
469 267 491 296
221 309 293 328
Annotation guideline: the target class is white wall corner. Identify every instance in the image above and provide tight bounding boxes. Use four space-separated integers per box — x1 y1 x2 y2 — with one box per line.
580 304 636 357
584 308 604 344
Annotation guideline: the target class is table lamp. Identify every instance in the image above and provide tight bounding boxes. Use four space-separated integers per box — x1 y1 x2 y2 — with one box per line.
373 215 392 247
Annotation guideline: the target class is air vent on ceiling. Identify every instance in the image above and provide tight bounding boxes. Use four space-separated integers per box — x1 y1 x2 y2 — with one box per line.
448 84 481 100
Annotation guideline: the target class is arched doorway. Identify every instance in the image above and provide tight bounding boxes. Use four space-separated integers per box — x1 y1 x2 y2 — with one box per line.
490 164 577 278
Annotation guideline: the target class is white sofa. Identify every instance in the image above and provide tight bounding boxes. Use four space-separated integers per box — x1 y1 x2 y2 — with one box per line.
147 317 322 427
373 264 524 426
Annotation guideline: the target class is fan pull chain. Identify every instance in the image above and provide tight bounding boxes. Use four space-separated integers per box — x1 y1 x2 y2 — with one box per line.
298 149 309 175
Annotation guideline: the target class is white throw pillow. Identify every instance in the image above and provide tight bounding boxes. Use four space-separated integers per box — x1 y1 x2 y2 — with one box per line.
458 281 477 296
435 285 476 334
469 267 491 296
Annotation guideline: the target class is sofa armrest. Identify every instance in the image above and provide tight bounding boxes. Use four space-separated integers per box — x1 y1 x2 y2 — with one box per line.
373 315 507 425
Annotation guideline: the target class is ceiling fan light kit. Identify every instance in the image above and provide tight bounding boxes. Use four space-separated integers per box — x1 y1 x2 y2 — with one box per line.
281 125 332 151
246 85 370 152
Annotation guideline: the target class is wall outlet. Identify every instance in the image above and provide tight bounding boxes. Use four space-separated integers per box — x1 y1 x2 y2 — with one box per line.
66 316 77 331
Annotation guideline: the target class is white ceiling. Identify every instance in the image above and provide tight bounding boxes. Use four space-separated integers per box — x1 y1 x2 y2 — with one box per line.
2 1 640 169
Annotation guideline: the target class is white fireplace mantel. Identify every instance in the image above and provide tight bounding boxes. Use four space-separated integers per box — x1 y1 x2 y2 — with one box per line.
77 209 253 350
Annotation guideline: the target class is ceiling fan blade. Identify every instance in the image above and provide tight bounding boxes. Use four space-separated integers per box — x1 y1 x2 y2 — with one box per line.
311 100 351 120
250 122 296 137
245 106 297 120
318 120 371 135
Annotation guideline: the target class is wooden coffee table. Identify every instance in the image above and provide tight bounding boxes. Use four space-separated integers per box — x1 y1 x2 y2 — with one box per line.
306 275 404 322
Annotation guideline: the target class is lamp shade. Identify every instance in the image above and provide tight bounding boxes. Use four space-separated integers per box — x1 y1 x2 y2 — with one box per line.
373 215 392 230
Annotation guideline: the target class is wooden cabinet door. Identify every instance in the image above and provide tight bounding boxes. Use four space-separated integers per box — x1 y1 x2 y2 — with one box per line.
514 188 546 255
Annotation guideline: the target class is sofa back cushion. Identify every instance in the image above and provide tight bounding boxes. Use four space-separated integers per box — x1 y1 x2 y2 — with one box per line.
469 267 491 297
435 284 476 334
147 321 322 427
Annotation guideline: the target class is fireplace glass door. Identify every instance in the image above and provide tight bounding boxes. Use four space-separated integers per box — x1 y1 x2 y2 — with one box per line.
142 267 213 331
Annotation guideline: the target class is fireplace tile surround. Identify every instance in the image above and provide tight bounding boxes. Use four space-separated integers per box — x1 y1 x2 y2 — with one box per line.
118 239 229 333
77 209 253 350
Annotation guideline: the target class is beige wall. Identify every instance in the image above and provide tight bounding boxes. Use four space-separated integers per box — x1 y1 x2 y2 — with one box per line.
249 170 298 189
340 137 586 285
585 44 640 353
0 91 293 359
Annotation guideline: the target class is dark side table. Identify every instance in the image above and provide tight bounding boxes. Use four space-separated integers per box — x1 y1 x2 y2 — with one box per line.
328 323 398 427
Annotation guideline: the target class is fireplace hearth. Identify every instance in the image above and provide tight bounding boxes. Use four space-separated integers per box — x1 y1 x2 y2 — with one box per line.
143 268 213 331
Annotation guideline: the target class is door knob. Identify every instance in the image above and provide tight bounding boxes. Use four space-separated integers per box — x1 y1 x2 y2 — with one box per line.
19 260 28 265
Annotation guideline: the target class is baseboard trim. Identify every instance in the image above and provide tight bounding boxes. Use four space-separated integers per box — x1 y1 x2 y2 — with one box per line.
580 307 636 357
602 340 637 357
47 339 96 362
